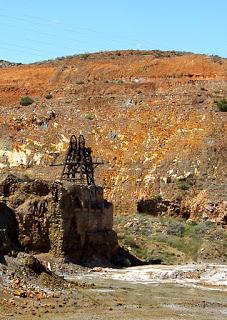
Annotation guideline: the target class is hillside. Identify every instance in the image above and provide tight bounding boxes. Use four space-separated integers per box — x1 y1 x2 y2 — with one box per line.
0 50 226 223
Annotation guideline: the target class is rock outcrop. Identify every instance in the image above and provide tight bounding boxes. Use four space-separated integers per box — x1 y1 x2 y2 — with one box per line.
0 174 124 266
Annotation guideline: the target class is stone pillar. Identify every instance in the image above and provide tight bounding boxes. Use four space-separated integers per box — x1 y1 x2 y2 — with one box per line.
49 181 117 261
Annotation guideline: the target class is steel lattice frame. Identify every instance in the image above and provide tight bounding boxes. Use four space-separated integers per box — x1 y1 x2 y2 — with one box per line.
58 134 101 186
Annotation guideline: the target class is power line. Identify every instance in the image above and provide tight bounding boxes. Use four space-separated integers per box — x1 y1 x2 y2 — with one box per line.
0 20 107 48
1 45 50 60
0 11 135 45
1 41 60 56
0 8 158 48
0 23 84 53
0 19 126 57
0 8 160 62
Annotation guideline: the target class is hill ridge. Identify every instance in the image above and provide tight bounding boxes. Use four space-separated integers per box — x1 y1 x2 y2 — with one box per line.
0 49 226 223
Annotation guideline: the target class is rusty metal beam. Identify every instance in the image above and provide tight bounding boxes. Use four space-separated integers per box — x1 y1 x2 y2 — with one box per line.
51 135 103 186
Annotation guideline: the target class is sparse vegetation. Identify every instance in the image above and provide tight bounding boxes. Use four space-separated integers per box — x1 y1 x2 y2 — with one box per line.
20 96 34 106
45 93 53 99
177 181 192 190
211 54 223 64
85 114 94 120
76 80 85 85
79 53 90 60
184 220 214 237
166 219 185 237
113 215 227 264
152 233 202 259
216 99 227 112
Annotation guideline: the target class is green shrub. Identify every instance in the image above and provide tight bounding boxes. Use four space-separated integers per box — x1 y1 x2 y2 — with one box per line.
79 53 90 60
166 220 185 237
85 114 94 120
20 96 34 106
184 220 213 238
76 80 85 85
178 181 191 190
192 221 214 236
152 234 201 259
45 93 53 99
217 99 227 112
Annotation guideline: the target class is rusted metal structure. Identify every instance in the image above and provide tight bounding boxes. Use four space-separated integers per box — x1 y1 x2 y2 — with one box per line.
51 135 102 186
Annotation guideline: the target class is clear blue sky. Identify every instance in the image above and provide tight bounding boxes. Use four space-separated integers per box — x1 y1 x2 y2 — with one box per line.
1 0 227 63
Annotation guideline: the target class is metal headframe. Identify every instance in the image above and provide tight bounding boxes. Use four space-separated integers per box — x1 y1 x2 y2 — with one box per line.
51 135 103 186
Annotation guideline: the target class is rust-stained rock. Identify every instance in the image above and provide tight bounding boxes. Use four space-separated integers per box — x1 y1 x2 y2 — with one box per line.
0 50 226 222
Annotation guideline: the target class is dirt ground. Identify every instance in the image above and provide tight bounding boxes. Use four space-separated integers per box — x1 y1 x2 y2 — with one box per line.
0 262 226 320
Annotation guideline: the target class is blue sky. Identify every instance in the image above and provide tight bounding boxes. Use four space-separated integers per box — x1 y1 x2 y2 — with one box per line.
1 0 227 63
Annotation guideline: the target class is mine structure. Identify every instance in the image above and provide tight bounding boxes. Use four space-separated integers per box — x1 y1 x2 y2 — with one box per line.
0 135 128 266
52 134 102 186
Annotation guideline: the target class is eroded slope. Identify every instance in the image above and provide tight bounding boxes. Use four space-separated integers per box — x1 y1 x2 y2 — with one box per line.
0 50 226 221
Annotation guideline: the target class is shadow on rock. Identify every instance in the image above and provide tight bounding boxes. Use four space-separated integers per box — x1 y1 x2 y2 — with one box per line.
0 201 21 254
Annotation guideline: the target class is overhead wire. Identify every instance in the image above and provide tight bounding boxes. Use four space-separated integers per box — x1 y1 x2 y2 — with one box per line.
0 8 159 62
0 19 109 49
0 8 157 48
1 41 57 56
0 21 91 53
